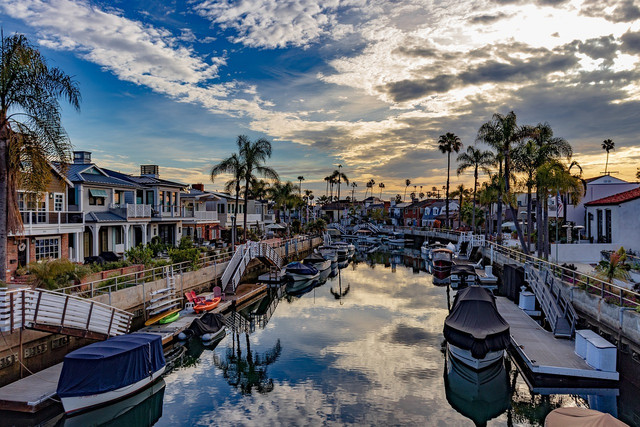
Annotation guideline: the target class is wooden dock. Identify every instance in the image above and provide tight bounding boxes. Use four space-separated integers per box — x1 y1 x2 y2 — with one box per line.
0 363 63 413
496 297 619 384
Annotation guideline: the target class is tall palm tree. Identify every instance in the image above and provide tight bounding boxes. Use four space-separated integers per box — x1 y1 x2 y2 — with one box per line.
297 176 304 197
404 179 411 201
330 165 349 202
477 111 531 253
324 176 331 197
237 136 279 240
267 181 299 231
601 139 615 175
0 34 81 281
450 184 472 228
378 182 385 199
477 177 500 237
456 146 494 233
350 181 357 203
365 178 375 199
249 178 270 201
437 132 463 229
212 153 245 246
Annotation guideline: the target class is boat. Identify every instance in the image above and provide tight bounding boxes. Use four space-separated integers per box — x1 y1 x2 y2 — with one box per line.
443 286 510 370
285 261 319 281
317 246 338 262
145 308 182 326
285 277 317 296
432 248 454 284
421 241 445 259
444 354 510 426
158 311 180 324
475 264 498 288
331 241 355 257
193 296 221 313
303 252 332 272
178 312 226 342
450 264 478 289
545 407 628 427
57 333 166 415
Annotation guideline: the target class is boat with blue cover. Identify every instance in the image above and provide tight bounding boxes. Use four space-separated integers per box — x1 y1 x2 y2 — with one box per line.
57 333 166 415
285 261 319 281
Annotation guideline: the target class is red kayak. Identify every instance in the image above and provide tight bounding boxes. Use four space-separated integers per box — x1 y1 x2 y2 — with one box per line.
194 297 221 313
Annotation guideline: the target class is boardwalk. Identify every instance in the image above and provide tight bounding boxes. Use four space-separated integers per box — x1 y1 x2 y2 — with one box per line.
0 363 63 413
496 297 618 383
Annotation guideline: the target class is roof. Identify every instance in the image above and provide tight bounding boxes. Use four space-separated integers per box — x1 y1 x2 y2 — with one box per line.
321 202 350 210
85 211 127 222
181 188 220 200
63 163 140 188
584 175 631 185
585 187 640 206
103 168 186 188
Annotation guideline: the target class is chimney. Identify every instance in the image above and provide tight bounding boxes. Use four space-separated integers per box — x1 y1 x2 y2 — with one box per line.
192 183 204 191
141 165 159 178
73 151 92 164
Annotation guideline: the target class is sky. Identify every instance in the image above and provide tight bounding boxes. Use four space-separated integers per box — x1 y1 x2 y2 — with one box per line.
2 0 640 199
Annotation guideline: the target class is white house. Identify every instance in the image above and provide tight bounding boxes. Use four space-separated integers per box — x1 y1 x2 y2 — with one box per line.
567 175 639 227
585 187 640 250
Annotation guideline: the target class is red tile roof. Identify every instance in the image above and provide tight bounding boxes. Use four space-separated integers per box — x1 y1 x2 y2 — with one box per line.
585 187 640 206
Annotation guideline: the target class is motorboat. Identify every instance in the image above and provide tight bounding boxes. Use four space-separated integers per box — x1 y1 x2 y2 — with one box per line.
303 252 332 272
285 277 317 296
332 241 355 257
545 407 627 427
444 354 510 426
178 312 226 342
450 264 478 289
285 261 319 281
329 244 349 261
443 286 510 370
57 333 166 415
432 248 454 284
421 241 445 259
316 246 338 263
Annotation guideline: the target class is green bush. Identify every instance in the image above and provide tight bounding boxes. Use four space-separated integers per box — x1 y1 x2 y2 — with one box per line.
125 244 154 266
178 236 194 250
169 247 200 269
26 259 91 290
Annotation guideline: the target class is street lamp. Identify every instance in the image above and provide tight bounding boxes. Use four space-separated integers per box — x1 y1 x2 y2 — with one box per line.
574 225 584 244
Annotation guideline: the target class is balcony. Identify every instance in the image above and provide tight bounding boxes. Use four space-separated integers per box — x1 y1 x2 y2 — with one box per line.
109 203 152 219
152 205 182 219
15 211 84 236
182 209 218 221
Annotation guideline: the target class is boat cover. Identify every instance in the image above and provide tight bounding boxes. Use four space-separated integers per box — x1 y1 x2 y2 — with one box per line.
545 407 628 427
303 253 326 265
184 313 225 338
286 262 318 275
443 286 510 359
57 333 165 398
452 264 476 275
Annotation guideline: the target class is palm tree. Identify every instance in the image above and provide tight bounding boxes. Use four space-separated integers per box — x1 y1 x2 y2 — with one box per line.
437 132 463 229
456 146 494 233
364 178 375 199
596 250 630 284
249 178 270 201
267 181 299 232
477 111 531 253
211 153 245 246
0 34 81 282
601 139 615 175
636 168 640 181
378 182 385 199
404 179 411 201
477 177 500 237
450 184 472 228
237 136 279 240
330 165 349 202
350 181 357 203
324 176 331 197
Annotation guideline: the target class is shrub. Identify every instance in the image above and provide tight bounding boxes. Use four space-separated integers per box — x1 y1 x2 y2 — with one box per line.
125 244 154 266
27 259 91 290
169 247 200 269
178 236 194 250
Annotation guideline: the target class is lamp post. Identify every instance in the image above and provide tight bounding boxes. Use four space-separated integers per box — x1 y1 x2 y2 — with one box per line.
574 225 584 244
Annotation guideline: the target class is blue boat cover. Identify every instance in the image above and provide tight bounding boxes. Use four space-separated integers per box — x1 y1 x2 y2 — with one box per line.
57 333 165 398
286 262 318 275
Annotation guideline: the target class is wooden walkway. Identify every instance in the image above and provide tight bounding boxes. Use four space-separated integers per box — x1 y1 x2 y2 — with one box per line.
0 363 62 413
496 297 618 382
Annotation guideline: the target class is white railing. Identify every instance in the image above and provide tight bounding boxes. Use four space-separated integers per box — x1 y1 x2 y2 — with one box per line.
228 246 253 292
0 288 132 338
127 204 151 218
328 223 347 234
221 244 246 287
222 241 285 293
193 210 218 220
18 210 84 229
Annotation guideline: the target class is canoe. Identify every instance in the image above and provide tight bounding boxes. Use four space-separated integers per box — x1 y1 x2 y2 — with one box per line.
158 311 180 324
145 308 182 326
193 297 221 313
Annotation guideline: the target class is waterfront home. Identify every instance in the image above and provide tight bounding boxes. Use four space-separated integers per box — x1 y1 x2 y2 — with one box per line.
420 200 459 227
404 200 431 227
390 201 410 226
320 201 351 223
208 191 271 232
65 151 151 260
180 184 221 244
584 187 640 251
7 163 84 279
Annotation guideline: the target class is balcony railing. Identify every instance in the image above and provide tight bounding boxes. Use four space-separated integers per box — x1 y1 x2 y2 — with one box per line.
20 210 84 226
151 205 182 218
109 203 152 219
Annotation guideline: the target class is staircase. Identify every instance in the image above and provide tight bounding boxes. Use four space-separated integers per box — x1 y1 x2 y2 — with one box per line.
524 264 576 338
0 288 133 340
327 223 347 234
221 242 283 294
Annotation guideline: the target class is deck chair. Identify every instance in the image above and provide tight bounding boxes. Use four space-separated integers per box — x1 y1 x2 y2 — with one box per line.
190 290 207 303
213 286 223 301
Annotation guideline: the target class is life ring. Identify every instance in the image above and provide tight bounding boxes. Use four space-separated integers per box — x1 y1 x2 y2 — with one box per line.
18 242 26 252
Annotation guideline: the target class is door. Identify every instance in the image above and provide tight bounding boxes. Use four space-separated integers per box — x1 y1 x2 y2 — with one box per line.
99 227 109 253
17 240 28 268
84 230 92 257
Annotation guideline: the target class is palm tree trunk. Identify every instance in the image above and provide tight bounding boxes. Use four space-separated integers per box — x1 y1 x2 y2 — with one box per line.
526 185 532 249
536 187 543 258
445 152 450 229
605 151 609 174
243 179 250 241
544 195 550 259
234 184 240 246
472 168 477 234
496 162 503 241
0 135 8 282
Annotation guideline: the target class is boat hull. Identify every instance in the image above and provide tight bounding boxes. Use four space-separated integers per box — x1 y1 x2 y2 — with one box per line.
309 259 332 271
448 343 504 371
286 271 319 282
202 327 226 342
62 366 165 415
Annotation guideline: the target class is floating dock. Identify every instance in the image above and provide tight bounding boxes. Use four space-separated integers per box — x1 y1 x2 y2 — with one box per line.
496 297 619 386
0 363 63 413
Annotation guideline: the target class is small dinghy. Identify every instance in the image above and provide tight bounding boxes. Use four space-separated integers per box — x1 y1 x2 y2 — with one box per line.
193 296 221 314
285 261 319 281
178 312 226 342
443 286 510 370
57 333 165 415
432 248 454 284
303 252 332 272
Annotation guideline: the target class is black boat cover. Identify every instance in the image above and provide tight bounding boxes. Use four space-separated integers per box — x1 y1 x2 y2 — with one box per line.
57 333 165 398
183 313 225 338
443 286 510 358
303 252 326 264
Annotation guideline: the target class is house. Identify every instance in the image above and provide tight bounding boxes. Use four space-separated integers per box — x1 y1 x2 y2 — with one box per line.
584 187 640 249
320 201 351 223
180 184 221 244
390 202 410 226
208 191 269 232
403 200 430 227
7 164 84 278
421 200 459 227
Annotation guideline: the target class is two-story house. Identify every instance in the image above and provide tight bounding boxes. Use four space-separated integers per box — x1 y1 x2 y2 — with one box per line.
181 184 221 243
7 164 84 278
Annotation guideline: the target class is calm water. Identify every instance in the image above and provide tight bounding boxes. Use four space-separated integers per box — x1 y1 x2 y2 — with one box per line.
55 249 640 426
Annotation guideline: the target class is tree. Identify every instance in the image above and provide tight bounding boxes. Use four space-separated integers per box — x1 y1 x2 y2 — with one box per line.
456 146 494 234
211 153 245 246
249 178 270 201
395 194 402 203
601 139 615 175
378 182 385 199
0 34 81 282
350 181 357 203
477 111 531 253
450 184 471 228
437 132 463 229
330 165 348 202
596 249 630 284
404 179 411 201
267 181 299 232
364 178 375 199
238 136 279 241
324 176 331 197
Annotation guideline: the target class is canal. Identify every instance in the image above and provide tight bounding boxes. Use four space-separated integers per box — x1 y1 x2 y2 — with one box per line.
138 249 637 426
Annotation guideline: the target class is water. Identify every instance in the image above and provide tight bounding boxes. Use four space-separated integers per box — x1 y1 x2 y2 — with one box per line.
58 249 640 425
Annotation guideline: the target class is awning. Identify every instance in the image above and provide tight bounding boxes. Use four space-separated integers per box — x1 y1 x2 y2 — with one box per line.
89 189 108 198
266 223 286 230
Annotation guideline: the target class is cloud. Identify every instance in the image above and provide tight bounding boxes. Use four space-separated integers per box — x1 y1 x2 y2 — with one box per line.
581 0 640 23
468 12 510 24
621 30 640 54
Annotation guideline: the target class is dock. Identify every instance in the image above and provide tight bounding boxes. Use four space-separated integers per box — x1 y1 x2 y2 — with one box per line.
496 297 619 385
0 363 63 413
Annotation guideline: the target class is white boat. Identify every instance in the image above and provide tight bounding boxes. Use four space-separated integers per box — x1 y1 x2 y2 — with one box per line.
303 253 332 272
332 241 354 257
447 343 505 370
317 246 338 263
58 333 166 415
285 262 320 281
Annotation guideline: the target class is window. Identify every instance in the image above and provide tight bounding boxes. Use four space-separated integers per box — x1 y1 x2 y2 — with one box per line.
605 209 612 244
89 189 106 206
146 190 155 206
35 238 60 260
54 193 64 211
115 228 123 245
89 196 105 206
114 191 122 205
67 187 76 205
433 208 439 215
217 204 225 214
596 209 603 241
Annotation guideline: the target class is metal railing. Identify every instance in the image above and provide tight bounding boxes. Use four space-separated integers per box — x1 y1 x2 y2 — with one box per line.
109 203 152 218
19 210 84 226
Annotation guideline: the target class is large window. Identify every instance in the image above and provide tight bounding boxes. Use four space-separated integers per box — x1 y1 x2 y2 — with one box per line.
53 193 64 211
35 238 60 260
605 209 612 244
597 209 603 242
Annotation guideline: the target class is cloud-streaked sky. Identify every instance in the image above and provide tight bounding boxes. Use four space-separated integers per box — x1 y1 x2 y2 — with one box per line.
2 0 640 198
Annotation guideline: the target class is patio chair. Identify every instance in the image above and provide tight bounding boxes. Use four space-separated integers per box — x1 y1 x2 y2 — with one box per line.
213 286 223 300
190 290 207 304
